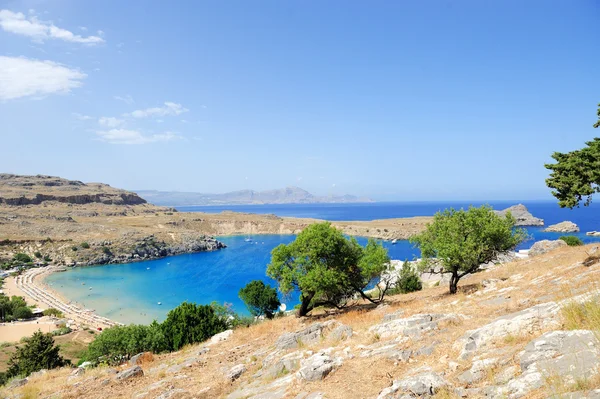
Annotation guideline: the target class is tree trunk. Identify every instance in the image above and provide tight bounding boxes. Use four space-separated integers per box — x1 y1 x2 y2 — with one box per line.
297 293 314 317
449 273 459 294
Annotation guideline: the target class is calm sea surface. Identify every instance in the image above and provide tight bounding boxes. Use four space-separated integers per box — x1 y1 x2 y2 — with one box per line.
46 201 600 324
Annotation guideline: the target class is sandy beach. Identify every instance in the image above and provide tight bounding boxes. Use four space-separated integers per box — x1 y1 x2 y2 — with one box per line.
3 267 120 331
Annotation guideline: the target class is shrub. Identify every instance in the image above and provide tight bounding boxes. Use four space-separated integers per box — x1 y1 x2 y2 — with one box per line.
43 308 64 318
71 246 78 252
33 252 42 259
12 253 32 264
239 280 280 318
43 255 52 262
101 246 111 255
6 331 68 378
394 262 422 294
13 306 33 320
80 242 90 249
559 235 584 246
51 327 71 336
161 302 228 351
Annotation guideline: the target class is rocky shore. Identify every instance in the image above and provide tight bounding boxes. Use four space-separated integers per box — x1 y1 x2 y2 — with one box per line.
543 220 579 233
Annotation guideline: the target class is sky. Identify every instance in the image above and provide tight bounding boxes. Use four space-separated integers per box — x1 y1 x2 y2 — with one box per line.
0 1 599 201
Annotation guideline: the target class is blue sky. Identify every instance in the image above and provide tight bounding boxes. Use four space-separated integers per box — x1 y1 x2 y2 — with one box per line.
0 1 598 201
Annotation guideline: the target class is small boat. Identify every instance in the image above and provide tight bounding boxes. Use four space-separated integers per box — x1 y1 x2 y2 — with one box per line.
391 239 397 245
157 302 162 305
81 282 85 285
244 237 252 242
89 287 92 290
146 267 150 270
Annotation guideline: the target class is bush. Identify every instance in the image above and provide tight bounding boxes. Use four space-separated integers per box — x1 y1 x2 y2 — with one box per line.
43 255 52 262
51 327 71 336
101 246 111 255
33 252 42 259
394 262 422 294
6 331 68 378
81 242 90 249
12 253 32 264
71 246 78 252
13 306 33 320
239 280 280 318
161 302 228 351
559 235 584 246
43 308 64 318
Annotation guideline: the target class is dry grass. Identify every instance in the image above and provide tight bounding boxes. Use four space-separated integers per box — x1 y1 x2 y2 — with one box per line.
561 298 600 332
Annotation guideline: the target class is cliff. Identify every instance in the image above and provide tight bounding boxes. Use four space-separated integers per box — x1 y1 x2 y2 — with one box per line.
0 174 147 206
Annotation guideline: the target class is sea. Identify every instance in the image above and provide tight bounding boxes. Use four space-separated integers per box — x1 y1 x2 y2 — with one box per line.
45 200 600 325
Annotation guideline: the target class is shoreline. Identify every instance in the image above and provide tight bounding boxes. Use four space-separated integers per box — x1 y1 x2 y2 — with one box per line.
4 266 120 330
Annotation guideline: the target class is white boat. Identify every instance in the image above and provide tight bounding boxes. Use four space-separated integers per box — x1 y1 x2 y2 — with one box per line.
157 302 162 305
391 239 398 245
245 237 252 242
147 267 150 270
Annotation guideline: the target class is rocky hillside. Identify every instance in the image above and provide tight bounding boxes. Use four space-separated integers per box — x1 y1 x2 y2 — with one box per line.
0 174 147 206
3 244 600 398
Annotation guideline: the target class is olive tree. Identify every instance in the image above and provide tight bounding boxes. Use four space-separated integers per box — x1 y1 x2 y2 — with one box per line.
267 222 390 317
545 103 600 208
410 205 526 294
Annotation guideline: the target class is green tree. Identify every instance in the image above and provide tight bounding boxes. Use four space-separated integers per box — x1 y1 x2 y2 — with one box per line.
267 222 390 317
12 253 32 264
545 103 600 208
161 302 228 351
12 306 33 320
559 235 584 246
239 280 280 318
411 205 526 294
7 331 68 378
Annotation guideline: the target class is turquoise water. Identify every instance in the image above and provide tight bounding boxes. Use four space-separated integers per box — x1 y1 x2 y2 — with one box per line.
46 201 600 325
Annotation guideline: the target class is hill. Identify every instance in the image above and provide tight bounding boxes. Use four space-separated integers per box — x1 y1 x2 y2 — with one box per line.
2 244 600 398
136 186 373 206
0 174 147 206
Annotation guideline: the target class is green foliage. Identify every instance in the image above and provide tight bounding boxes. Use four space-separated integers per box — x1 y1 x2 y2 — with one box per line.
395 262 422 294
51 326 72 336
239 280 280 318
43 255 52 262
42 308 64 318
12 253 32 264
80 242 90 249
6 331 68 378
33 251 42 259
267 222 390 316
545 105 600 208
411 205 526 294
162 302 227 351
559 235 584 246
0 295 32 321
101 246 111 255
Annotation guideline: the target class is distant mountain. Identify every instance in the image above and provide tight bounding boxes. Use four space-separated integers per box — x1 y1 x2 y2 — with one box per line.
136 186 373 206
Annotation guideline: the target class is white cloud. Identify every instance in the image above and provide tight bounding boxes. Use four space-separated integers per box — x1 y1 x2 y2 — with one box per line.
0 56 86 100
0 10 104 45
96 129 181 145
114 94 134 105
129 102 189 118
98 116 124 128
73 112 93 120
79 26 87 31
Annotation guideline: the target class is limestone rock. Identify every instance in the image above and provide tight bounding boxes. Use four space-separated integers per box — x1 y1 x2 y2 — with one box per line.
328 324 353 342
275 320 347 350
543 221 579 233
377 371 448 398
130 351 153 366
210 329 233 344
494 204 544 226
8 378 28 388
529 240 567 257
258 351 305 379
226 364 247 381
296 353 342 381
369 313 461 339
456 302 561 360
116 366 144 381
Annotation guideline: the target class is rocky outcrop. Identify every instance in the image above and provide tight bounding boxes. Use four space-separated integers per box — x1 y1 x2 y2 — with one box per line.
494 204 544 226
377 371 448 398
0 174 147 206
455 302 561 360
486 330 600 398
116 366 144 381
369 313 461 339
528 239 567 257
275 320 349 350
296 353 342 381
543 221 579 233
